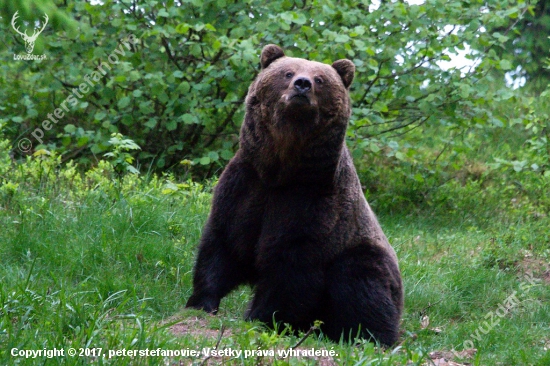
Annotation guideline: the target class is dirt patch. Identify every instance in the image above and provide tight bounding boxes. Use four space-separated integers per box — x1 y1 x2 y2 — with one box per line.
426 349 477 366
165 317 336 365
166 316 229 339
516 253 550 284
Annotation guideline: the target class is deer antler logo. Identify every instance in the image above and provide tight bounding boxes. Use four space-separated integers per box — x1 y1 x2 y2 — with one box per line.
11 11 49 54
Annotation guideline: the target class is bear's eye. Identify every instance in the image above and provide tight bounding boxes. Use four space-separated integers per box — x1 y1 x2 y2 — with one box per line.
314 77 323 85
285 72 294 79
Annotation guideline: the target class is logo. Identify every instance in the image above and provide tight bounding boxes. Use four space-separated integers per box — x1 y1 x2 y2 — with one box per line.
11 11 48 60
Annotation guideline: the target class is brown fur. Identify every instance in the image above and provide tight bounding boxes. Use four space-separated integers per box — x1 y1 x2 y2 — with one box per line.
186 45 403 346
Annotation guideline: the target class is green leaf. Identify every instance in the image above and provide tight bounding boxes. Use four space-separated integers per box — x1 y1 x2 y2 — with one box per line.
118 97 131 109
145 118 157 129
64 124 76 134
94 112 107 121
166 120 178 131
176 23 190 34
499 59 513 70
334 34 350 43
213 40 222 51
77 136 89 147
373 101 388 113
221 149 234 160
181 113 196 124
369 142 381 153
208 151 219 161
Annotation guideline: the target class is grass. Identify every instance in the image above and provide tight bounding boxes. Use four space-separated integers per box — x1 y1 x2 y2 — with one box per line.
0 151 549 365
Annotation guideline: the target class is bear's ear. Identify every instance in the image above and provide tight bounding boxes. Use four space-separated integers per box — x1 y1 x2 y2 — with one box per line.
332 59 355 88
260 44 285 69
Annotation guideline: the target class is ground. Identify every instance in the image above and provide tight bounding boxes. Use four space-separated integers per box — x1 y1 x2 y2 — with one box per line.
0 163 548 365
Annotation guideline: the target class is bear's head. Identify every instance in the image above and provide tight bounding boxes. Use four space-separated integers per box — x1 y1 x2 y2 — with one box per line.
240 45 355 184
246 45 354 129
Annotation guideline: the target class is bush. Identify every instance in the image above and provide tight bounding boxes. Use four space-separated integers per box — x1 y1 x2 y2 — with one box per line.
1 0 532 179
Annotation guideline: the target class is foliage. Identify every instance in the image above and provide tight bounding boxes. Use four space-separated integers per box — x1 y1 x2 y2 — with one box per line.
486 0 550 85
0 0 535 179
104 132 141 175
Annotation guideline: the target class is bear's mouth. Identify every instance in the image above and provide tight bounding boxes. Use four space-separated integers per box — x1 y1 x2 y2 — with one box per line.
289 93 311 105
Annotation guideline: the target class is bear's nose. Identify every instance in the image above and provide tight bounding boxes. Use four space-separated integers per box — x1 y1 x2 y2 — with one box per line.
294 77 312 94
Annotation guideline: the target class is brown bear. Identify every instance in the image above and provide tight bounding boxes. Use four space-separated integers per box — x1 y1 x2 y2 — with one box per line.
186 44 403 346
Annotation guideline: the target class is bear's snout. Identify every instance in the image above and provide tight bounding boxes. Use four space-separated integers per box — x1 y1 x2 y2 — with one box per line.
286 76 315 106
294 77 312 94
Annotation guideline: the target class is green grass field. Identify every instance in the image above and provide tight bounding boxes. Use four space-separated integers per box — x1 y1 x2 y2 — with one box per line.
0 149 549 365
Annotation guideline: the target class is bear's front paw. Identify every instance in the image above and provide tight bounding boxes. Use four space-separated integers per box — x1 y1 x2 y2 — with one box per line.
185 294 220 314
245 302 275 324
